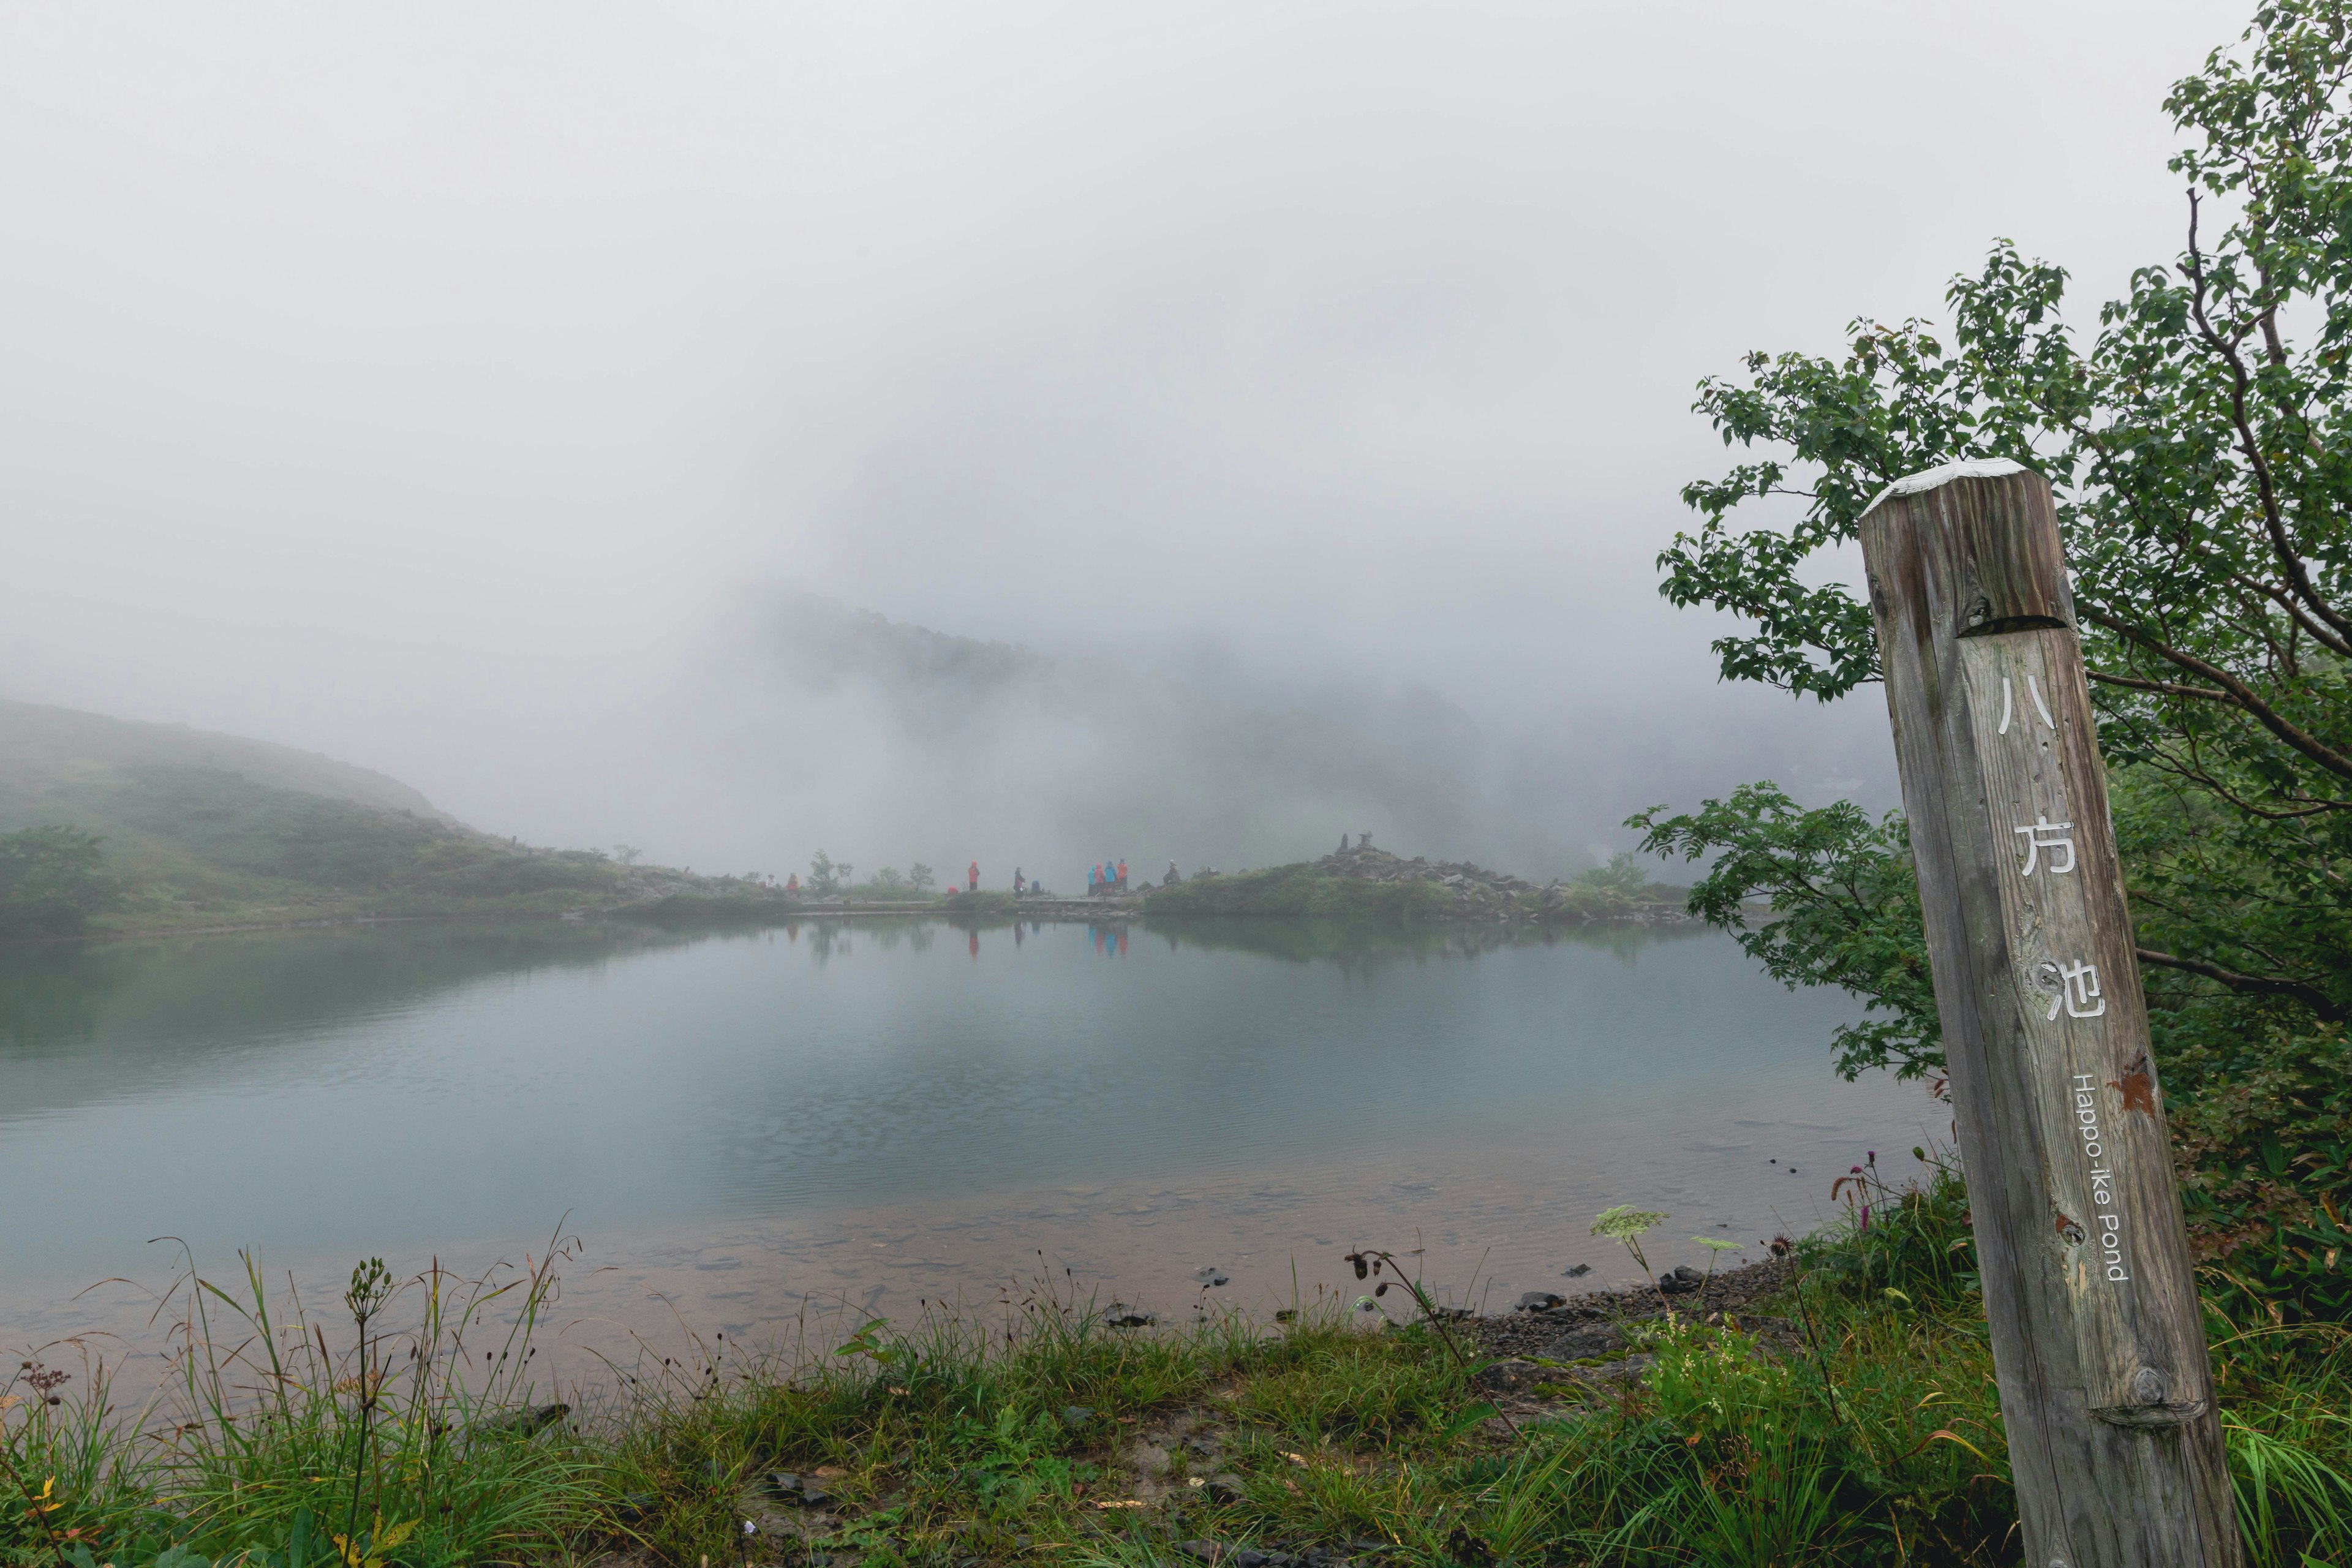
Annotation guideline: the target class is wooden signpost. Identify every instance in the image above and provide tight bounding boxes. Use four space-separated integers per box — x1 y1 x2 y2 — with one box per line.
1858 461 2240 1568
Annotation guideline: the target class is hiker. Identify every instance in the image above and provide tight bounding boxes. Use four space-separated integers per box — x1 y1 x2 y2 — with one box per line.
968 860 979 892
1089 864 1101 897
785 873 799 893
1164 861 1181 886
1014 867 1025 896
1117 859 1128 892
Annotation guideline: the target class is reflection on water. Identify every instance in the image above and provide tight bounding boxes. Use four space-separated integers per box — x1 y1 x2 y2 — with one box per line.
0 916 1934 1348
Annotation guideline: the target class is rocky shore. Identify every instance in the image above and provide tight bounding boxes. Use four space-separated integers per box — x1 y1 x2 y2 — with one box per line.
1469 1255 1805 1409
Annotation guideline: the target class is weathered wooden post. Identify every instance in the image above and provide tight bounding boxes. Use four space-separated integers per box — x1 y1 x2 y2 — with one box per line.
1858 459 2239 1568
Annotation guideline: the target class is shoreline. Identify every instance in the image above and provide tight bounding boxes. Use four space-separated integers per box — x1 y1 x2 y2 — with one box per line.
4 893 1722 948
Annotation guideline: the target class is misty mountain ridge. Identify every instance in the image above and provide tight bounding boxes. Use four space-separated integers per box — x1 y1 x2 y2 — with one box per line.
714 593 1593 880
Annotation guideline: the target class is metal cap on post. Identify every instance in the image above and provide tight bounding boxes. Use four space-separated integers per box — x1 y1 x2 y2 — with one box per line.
1859 461 2238 1568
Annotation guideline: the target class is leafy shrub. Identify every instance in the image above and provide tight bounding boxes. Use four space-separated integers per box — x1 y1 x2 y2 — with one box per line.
0 826 119 937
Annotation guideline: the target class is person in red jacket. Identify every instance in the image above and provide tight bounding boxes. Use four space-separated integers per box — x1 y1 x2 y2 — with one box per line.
1117 859 1128 892
968 860 979 892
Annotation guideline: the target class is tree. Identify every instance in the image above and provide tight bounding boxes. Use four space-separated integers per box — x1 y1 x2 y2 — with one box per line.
908 862 936 892
808 850 840 896
1641 0 2352 1311
873 866 905 891
1634 787 1937 1079
0 826 119 936
1652 0 2349 1035
612 843 642 866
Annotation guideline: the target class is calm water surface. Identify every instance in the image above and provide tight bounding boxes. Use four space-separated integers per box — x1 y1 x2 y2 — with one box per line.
0 918 1935 1348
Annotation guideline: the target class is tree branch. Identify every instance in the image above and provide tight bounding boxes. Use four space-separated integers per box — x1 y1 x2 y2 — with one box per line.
2081 608 2352 783
2135 946 2343 1022
2182 192 2352 642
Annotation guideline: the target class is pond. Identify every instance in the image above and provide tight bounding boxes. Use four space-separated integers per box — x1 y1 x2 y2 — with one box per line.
0 917 1936 1350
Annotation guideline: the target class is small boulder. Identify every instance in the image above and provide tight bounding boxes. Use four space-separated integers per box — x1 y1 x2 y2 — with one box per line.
1659 1265 1705 1295
1561 1262 1591 1278
767 1472 831 1507
1515 1291 1566 1312
475 1401 568 1438
1550 1326 1622 1359
1474 1359 1540 1395
1205 1472 1248 1504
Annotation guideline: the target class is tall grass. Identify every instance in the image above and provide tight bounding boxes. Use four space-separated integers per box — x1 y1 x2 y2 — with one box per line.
7 1193 2352 1567
2 1237 600 1568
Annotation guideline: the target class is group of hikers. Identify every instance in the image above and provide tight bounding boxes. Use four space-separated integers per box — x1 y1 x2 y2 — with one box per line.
1005 862 1132 898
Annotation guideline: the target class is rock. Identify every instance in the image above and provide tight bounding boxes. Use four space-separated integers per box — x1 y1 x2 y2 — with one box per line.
1548 1326 1622 1359
768 1472 831 1507
1205 1472 1248 1504
1515 1291 1566 1312
1178 1542 1226 1563
1194 1266 1231 1287
1133 1442 1172 1477
475 1401 568 1438
1184 1434 1221 1458
1474 1359 1540 1395
1589 1352 1656 1384
1561 1262 1591 1277
1106 1310 1156 1328
1659 1265 1705 1295
1062 1404 1095 1428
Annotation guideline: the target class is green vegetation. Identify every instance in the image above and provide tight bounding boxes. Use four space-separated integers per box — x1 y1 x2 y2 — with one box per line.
1640 0 2352 1326
0 827 120 937
1548 853 1688 923
1144 853 1683 924
1144 864 1459 922
0 699 803 938
12 1180 2352 1567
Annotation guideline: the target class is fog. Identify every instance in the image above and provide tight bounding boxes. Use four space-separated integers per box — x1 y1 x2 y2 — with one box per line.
0 2 2236 879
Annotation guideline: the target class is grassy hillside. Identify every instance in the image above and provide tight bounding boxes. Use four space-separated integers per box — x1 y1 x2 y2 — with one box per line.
1144 845 1686 925
1144 862 1460 921
0 699 783 936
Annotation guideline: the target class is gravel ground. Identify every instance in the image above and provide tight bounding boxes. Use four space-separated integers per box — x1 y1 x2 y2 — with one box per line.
1466 1257 1811 1408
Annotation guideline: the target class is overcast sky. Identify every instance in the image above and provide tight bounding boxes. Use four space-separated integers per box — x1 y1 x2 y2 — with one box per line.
0 1 2245 867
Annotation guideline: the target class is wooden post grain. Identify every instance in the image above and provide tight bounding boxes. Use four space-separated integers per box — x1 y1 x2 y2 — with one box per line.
1859 460 2239 1568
